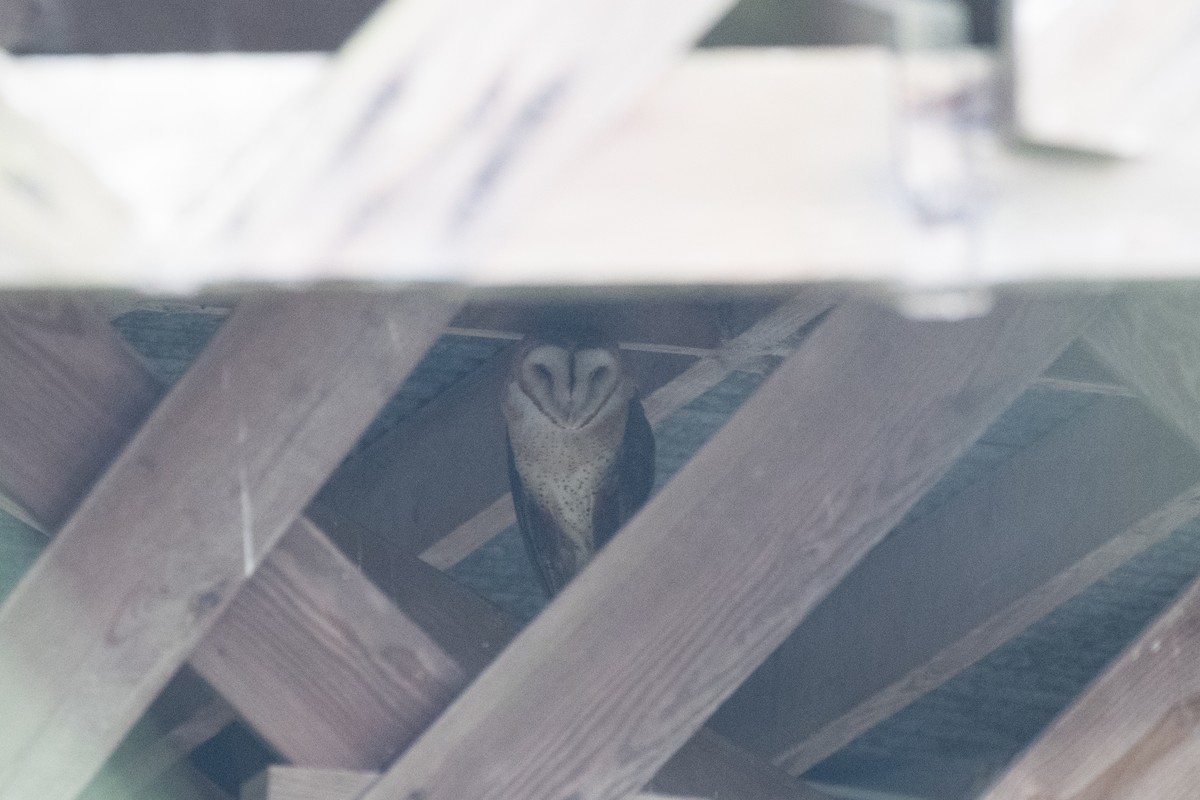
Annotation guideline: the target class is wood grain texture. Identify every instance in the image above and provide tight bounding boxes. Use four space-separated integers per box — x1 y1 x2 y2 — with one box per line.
0 295 807 798
0 293 494 772
189 518 469 769
0 290 460 800
980 565 1200 799
0 296 160 530
973 291 1200 799
714 394 1200 772
242 767 377 800
242 767 697 800
420 291 836 569
297 512 821 798
358 296 1101 800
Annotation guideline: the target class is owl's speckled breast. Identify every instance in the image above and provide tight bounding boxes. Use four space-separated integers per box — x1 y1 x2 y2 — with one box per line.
504 379 628 560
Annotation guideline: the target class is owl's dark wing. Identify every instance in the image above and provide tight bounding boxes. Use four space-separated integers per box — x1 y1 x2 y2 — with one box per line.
592 397 656 551
506 433 574 597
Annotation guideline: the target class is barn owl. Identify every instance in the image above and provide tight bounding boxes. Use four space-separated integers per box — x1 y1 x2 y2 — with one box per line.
503 329 655 596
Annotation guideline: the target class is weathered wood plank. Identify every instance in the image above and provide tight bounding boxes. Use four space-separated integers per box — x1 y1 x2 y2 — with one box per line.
418 291 836 569
0 297 818 798
980 565 1200 799
0 290 460 800
357 296 1100 800
204 514 822 799
712 393 1200 772
241 767 698 800
242 767 376 800
973 292 1200 798
0 297 160 530
189 518 476 769
0 296 474 775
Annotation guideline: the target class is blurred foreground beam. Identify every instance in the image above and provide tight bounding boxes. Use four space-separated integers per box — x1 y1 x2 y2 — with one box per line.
1006 0 1200 156
356 296 1100 800
0 84 129 284
4 47 1200 286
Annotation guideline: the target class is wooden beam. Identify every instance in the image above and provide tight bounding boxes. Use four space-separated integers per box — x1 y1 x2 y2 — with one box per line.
6 49 1200 287
0 290 459 800
0 297 160 531
241 767 698 800
711 392 1200 772
1006 0 1200 156
0 295 480 774
417 292 836 570
188 518 479 769
241 767 376 800
356 296 1099 800
973 292 1200 798
201 514 826 798
0 297 822 799
980 554 1200 799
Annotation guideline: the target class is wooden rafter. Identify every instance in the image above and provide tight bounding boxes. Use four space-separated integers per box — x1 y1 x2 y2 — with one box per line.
0 297 824 799
0 291 460 800
0 299 160 531
716 392 1200 772
353 296 1099 800
978 292 1200 799
243 766 700 800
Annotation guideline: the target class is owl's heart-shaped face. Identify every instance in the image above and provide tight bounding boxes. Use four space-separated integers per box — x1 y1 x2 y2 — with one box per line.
517 342 624 430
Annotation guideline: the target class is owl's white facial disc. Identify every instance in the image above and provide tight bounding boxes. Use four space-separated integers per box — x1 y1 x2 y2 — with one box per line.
519 344 623 429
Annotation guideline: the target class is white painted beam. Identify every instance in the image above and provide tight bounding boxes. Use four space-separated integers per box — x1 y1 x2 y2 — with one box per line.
1007 0 1200 156
2 48 1199 287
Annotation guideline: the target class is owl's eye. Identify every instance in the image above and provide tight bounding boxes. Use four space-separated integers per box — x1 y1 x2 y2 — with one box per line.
589 365 610 388
532 363 554 388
